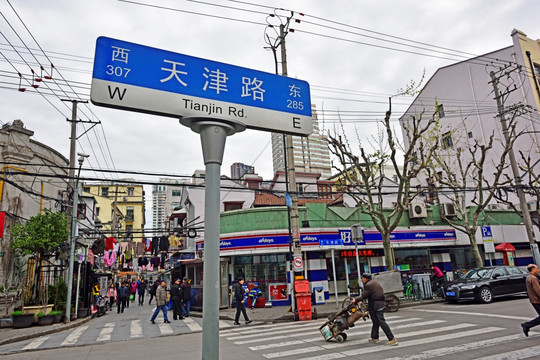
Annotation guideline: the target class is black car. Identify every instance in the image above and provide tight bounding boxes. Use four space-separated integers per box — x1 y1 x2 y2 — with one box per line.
443 266 528 304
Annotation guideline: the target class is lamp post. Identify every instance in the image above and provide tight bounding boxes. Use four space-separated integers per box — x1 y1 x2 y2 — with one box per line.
65 153 89 323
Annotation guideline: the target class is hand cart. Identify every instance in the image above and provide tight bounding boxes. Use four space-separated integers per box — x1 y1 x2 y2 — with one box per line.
319 302 369 343
372 270 402 312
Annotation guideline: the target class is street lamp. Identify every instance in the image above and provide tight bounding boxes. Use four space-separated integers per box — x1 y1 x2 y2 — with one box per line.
65 152 89 323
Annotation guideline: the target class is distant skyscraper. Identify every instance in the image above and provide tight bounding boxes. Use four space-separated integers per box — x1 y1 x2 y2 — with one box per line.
151 178 186 231
271 105 332 178
231 162 255 179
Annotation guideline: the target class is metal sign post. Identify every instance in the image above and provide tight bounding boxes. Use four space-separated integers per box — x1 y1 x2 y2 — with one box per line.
91 36 311 359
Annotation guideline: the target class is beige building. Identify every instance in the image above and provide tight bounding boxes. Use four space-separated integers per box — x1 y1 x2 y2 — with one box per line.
82 181 145 241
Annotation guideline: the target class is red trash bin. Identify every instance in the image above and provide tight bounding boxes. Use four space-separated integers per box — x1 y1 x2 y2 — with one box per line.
294 279 312 321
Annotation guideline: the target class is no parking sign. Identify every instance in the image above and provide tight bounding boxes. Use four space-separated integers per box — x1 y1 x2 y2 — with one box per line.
293 255 304 272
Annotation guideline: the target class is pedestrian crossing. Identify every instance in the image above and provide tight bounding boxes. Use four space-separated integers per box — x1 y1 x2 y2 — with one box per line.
4 316 214 354
220 316 540 360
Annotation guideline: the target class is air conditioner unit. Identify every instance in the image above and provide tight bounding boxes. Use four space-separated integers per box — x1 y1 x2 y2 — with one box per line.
487 204 499 210
409 202 427 218
441 202 457 217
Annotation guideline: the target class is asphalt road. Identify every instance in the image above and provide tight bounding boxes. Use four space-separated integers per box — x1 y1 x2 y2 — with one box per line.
2 296 539 360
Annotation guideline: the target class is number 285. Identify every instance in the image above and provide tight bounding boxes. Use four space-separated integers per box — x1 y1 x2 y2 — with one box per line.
287 100 304 110
106 65 131 78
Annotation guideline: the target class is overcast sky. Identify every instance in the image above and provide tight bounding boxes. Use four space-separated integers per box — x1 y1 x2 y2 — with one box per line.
1 0 540 211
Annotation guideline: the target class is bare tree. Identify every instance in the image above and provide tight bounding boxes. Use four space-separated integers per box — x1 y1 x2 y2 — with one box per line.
328 97 439 270
430 130 514 267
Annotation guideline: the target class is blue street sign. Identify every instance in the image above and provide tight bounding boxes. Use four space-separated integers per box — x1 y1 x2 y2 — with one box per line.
481 226 492 238
91 36 313 135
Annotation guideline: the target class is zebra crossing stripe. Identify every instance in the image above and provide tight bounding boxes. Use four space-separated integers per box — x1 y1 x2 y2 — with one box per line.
413 309 530 321
158 322 174 335
249 320 448 351
22 336 51 350
219 320 231 329
341 327 503 357
97 322 115 341
131 320 143 338
224 321 325 338
384 332 540 360
472 344 540 360
61 326 88 346
232 317 423 345
183 317 202 332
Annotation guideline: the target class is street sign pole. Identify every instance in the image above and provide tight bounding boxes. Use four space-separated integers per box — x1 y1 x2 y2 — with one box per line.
182 117 245 360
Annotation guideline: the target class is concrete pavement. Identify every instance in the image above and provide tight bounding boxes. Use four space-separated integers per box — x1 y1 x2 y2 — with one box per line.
0 296 443 346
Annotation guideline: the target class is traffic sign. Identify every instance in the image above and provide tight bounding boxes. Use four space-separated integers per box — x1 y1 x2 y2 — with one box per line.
293 255 304 271
481 226 495 253
91 36 313 136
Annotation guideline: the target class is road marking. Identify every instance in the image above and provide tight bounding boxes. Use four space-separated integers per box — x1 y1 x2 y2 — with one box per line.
158 322 173 335
183 316 202 331
384 332 540 360
413 309 530 321
22 336 51 350
473 344 540 360
222 320 327 337
131 319 143 338
249 320 448 350
341 327 503 357
219 320 231 329
61 326 88 346
262 323 479 359
232 317 422 345
96 322 115 342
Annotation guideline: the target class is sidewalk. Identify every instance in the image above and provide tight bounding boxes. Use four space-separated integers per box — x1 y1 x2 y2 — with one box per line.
0 297 444 346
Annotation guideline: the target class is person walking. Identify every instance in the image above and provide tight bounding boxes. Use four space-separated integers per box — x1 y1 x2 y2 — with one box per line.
138 279 147 306
125 279 132 308
353 273 398 346
149 279 159 305
170 279 184 320
521 263 540 336
233 277 251 325
150 281 171 324
106 283 117 311
92 282 100 309
130 280 138 304
117 282 129 314
180 277 191 317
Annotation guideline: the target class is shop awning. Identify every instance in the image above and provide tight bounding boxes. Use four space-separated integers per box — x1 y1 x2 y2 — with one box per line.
495 242 516 252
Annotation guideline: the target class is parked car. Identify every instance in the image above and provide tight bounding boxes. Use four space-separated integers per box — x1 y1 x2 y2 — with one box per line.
443 266 528 304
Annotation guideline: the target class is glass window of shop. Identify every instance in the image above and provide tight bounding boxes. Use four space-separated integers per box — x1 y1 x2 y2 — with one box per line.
233 254 288 294
394 248 431 272
326 256 368 286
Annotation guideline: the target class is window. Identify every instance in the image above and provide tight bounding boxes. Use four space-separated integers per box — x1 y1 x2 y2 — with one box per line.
96 207 100 217
437 104 445 118
441 132 453 149
172 190 181 197
126 206 134 221
83 187 90 193
101 187 109 197
296 183 305 196
317 184 332 199
127 187 134 196
77 203 86 220
534 63 540 78
224 201 243 211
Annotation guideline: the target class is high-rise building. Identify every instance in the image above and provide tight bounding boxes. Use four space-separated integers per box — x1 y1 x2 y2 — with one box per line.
271 105 332 179
230 162 255 179
151 178 186 231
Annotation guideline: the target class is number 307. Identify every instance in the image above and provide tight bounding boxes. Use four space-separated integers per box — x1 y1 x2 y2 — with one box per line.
287 100 304 110
106 65 131 77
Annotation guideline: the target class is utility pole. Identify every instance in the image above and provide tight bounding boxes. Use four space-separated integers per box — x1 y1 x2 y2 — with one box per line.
61 99 88 191
490 70 540 265
279 23 303 264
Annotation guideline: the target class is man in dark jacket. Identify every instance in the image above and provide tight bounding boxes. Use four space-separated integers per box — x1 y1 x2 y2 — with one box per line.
180 277 191 317
138 279 147 306
233 277 251 325
170 279 184 320
149 280 159 305
521 264 540 336
117 282 129 314
354 273 398 346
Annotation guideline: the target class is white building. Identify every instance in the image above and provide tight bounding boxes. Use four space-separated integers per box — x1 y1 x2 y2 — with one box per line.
400 29 540 205
151 178 187 231
271 105 332 179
